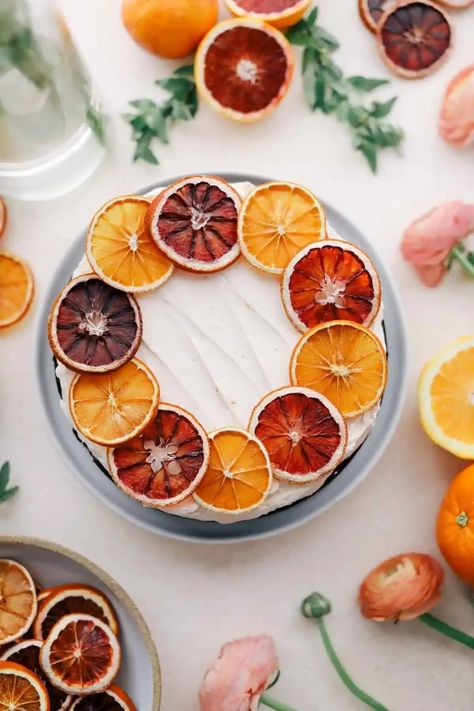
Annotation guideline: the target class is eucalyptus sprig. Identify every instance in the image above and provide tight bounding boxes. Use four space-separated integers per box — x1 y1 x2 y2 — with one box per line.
287 8 404 172
124 65 198 165
0 462 18 504
0 0 52 89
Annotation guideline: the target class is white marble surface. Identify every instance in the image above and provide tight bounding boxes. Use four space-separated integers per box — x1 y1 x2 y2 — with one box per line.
1 1 474 709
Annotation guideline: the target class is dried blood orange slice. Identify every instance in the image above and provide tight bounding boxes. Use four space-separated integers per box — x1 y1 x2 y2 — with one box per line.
224 0 312 28
86 196 174 293
0 560 37 646
48 274 142 374
195 18 294 121
290 321 387 418
238 182 326 274
0 198 7 239
358 0 396 32
249 387 346 483
69 358 160 447
70 686 136 711
281 240 381 332
147 176 241 272
194 428 272 513
39 614 121 696
377 1 452 78
0 252 34 330
108 404 209 507
0 661 49 711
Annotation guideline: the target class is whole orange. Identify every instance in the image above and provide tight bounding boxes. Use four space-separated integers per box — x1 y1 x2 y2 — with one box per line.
436 464 474 586
122 0 218 59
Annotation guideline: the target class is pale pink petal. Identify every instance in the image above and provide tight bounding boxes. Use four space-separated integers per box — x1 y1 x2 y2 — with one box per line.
440 65 474 147
414 263 446 287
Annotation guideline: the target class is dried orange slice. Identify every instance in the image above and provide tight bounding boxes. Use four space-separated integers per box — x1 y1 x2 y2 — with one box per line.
195 18 294 121
48 274 143 374
358 0 395 32
0 252 34 330
0 198 7 239
249 387 346 483
0 560 37 646
0 661 49 711
281 240 381 332
40 613 121 696
224 0 312 28
108 403 209 507
238 183 326 274
194 428 272 513
69 358 160 446
70 685 136 711
86 196 174 292
290 321 387 418
147 176 241 272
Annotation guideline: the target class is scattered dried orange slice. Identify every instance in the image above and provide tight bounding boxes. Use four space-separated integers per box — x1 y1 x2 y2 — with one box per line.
290 321 387 418
0 661 49 711
249 387 347 483
108 403 209 507
0 560 37 646
224 0 312 28
238 182 326 274
0 252 34 330
70 685 137 711
194 428 272 513
86 196 174 292
281 240 381 332
358 0 395 32
0 198 7 239
69 358 160 446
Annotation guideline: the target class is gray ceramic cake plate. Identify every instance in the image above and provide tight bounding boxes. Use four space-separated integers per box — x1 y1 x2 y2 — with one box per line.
36 172 407 543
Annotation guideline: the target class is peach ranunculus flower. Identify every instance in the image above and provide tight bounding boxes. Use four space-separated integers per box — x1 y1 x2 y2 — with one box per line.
358 553 443 622
439 65 474 147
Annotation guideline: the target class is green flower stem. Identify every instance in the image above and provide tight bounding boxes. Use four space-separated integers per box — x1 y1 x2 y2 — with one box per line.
419 613 474 649
450 245 474 278
259 692 299 710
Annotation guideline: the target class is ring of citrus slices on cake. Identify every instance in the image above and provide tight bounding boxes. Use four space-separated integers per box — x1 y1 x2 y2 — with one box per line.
48 177 387 524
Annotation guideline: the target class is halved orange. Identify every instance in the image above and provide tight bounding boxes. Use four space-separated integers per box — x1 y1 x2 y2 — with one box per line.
224 0 312 28
0 252 34 329
39 613 121 696
0 198 7 239
249 387 347 483
0 661 49 711
86 196 174 292
0 560 37 646
69 358 160 446
290 321 387 418
238 182 326 274
281 240 381 332
70 685 136 710
194 428 272 513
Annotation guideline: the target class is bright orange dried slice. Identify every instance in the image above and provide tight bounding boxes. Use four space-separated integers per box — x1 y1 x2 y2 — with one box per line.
0 198 7 239
0 252 34 329
69 358 160 446
39 613 121 696
194 428 272 513
0 661 49 711
224 0 312 28
0 560 37 646
70 685 137 711
290 321 387 418
281 240 381 332
238 182 326 274
108 403 209 507
249 387 347 483
86 196 174 292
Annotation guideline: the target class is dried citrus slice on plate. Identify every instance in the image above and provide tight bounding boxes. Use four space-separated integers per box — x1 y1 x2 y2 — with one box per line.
70 685 136 711
290 321 387 418
108 403 209 507
69 358 160 446
86 196 173 292
48 274 142 373
358 0 395 32
195 18 294 121
0 661 49 711
238 182 326 274
419 336 474 458
147 176 241 272
281 240 381 331
0 560 37 646
0 252 34 330
249 387 347 483
224 0 312 28
194 428 272 513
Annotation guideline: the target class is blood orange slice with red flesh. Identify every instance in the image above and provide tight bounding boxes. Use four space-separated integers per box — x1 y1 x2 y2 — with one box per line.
281 240 381 332
224 0 312 28
249 386 347 483
147 176 241 272
108 403 210 507
70 686 136 711
358 0 396 32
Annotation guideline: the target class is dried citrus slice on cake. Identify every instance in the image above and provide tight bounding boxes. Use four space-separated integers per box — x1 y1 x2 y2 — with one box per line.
238 183 326 274
290 321 387 418
0 661 49 711
146 176 241 272
0 560 37 646
48 274 143 373
194 428 272 513
70 686 136 711
419 336 474 458
0 252 34 329
358 0 395 32
108 404 209 507
40 613 121 696
69 358 160 446
224 0 312 28
195 18 294 121
249 387 347 483
86 196 174 292
281 240 381 332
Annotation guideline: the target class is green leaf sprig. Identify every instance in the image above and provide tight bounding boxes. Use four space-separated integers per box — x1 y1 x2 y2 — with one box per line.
286 8 404 172
0 0 52 89
124 65 198 165
0 462 18 504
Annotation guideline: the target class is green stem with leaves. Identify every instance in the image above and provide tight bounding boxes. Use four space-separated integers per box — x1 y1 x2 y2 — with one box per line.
419 613 474 649
0 462 18 503
259 692 299 710
449 244 474 278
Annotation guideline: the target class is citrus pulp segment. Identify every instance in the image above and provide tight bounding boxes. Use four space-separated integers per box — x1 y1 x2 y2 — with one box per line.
70 685 136 711
0 661 49 711
0 252 34 329
0 560 37 646
224 0 312 28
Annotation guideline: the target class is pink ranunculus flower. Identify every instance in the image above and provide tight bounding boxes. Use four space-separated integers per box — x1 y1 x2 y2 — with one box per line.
199 635 279 711
439 65 474 147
